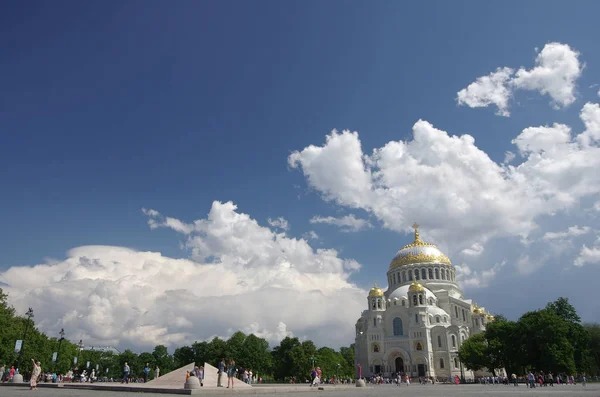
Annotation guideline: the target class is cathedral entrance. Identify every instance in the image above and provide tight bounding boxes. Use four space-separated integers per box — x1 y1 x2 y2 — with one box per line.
394 357 404 374
418 364 426 377
374 365 381 374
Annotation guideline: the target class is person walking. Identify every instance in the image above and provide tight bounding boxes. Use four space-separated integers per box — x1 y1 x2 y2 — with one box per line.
143 363 150 383
217 358 225 387
122 362 130 384
227 359 236 389
154 366 160 380
30 359 41 390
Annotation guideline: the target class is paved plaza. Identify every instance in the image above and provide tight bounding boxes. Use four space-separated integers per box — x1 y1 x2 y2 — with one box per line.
1 383 598 397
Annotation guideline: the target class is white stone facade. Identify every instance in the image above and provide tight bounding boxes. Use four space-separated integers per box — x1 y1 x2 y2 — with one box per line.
354 227 494 380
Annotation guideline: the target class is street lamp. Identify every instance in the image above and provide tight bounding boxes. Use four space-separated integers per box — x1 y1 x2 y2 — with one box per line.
15 307 34 371
310 356 316 368
55 328 65 372
78 339 84 375
336 363 341 382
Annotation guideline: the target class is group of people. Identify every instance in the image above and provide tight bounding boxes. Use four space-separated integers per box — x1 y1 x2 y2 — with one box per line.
121 362 159 384
0 365 17 383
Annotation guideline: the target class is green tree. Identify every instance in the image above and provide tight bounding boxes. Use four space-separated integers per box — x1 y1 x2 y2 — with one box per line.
585 323 600 376
152 345 174 374
458 332 487 371
517 309 575 374
173 346 195 368
239 334 271 378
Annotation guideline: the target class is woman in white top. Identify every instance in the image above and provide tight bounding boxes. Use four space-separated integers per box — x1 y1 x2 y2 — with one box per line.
30 359 41 390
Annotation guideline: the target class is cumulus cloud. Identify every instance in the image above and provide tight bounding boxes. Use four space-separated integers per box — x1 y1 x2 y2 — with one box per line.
574 238 600 267
503 151 516 164
302 231 319 240
0 201 365 351
543 225 591 241
267 217 289 231
461 243 484 257
455 261 505 289
309 214 372 232
457 43 583 115
289 103 600 276
457 67 514 116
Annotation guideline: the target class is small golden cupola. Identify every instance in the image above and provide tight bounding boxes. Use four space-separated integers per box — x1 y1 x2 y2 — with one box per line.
368 281 384 297
408 280 425 292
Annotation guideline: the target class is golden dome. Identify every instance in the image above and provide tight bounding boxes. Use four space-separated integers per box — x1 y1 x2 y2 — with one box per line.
486 314 495 322
408 281 425 292
389 223 451 269
368 282 384 297
472 305 485 315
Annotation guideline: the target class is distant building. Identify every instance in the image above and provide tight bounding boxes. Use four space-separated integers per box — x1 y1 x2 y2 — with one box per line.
354 224 498 380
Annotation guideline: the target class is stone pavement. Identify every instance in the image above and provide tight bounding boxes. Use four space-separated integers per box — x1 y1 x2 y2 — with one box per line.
0 383 598 397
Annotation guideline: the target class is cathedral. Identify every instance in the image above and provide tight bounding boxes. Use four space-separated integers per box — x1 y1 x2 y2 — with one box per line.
354 224 495 380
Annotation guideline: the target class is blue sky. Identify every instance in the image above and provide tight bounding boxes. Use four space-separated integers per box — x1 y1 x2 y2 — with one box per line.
2 1 600 349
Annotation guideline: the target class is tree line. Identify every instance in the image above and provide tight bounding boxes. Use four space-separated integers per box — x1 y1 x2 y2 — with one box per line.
458 297 600 377
0 288 354 381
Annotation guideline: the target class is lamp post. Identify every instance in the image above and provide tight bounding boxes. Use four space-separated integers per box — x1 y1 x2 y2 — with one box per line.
357 363 362 379
15 307 34 371
310 356 316 368
336 363 341 382
55 328 65 372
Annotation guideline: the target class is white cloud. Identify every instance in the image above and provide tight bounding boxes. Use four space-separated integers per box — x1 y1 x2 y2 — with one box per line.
0 201 365 351
461 243 484 257
574 238 600 267
513 43 582 109
309 214 372 232
267 217 289 231
457 43 583 115
302 231 319 240
543 225 591 241
578 102 600 147
455 261 505 289
457 67 514 116
503 151 516 164
289 103 600 274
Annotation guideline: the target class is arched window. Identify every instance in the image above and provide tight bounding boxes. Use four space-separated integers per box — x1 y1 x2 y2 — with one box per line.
373 318 376 327
455 306 459 317
436 316 440 323
402 271 407 282
421 268 427 280
414 269 419 280
419 294 424 305
372 300 376 309
475 318 479 326
392 273 396 284
428 268 433 279
413 295 418 306
415 314 419 323
429 298 433 305
416 342 423 351
397 272 401 283
377 299 382 309
393 317 404 336
441 269 446 280
443 316 447 323
439 358 444 369
454 357 459 368
451 335 456 348
408 271 413 281
373 343 379 352
435 268 439 279
402 300 406 307
437 335 442 348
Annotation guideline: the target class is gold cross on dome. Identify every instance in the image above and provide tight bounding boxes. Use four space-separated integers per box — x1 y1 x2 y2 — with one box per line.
412 222 420 241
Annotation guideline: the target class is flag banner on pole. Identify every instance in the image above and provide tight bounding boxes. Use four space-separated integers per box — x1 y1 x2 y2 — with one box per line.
14 340 22 354
52 352 57 362
86 361 90 369
74 357 78 365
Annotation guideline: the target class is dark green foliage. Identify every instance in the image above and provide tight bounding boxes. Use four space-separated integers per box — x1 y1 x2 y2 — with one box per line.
459 297 592 376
